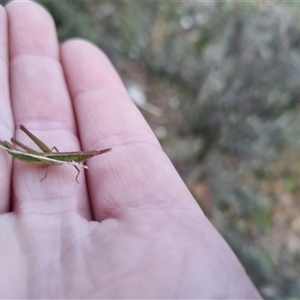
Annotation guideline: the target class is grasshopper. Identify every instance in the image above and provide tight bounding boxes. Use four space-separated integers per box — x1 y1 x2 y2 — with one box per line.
0 125 111 183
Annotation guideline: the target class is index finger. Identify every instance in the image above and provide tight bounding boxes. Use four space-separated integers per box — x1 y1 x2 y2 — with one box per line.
61 40 200 221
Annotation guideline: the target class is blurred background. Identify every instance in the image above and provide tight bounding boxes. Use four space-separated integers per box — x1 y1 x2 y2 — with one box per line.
2 0 300 298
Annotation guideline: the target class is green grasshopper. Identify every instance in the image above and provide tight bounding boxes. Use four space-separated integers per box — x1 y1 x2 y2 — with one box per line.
0 125 111 183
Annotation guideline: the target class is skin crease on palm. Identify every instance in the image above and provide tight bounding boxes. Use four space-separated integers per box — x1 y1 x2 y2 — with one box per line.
0 1 262 299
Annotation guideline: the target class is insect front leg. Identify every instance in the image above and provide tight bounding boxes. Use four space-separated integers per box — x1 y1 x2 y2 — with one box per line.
51 146 59 152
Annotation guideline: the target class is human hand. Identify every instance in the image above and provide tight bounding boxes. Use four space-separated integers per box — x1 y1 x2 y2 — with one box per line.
0 1 261 298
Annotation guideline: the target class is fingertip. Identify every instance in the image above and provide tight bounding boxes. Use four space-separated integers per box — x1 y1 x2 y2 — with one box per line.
6 0 52 22
6 0 48 13
61 38 125 98
6 0 58 59
61 38 101 53
61 38 112 68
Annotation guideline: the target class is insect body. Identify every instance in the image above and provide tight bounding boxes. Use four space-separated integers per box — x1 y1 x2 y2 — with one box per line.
0 125 111 183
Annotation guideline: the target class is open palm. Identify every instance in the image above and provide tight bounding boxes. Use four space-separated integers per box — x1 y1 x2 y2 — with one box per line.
0 1 260 298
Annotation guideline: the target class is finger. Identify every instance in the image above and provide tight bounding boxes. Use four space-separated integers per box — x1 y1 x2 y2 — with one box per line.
6 1 91 218
61 40 200 221
0 5 13 213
